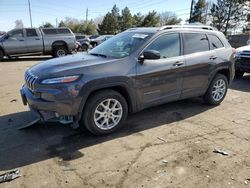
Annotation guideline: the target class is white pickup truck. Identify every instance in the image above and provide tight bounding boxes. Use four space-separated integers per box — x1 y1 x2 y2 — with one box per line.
0 27 77 61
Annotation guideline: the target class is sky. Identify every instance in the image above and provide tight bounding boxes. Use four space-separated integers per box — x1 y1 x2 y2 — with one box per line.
0 0 192 31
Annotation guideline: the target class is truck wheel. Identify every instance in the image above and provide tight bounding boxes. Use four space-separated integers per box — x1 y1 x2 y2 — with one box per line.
0 50 3 61
53 46 67 57
81 90 128 135
234 70 244 79
82 44 88 51
203 74 228 105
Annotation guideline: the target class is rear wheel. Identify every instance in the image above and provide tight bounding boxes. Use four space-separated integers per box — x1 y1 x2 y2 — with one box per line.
53 46 67 57
203 74 228 105
81 90 128 135
235 70 244 79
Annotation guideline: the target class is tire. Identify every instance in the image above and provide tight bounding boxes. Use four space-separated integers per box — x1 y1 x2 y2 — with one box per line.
203 74 228 105
234 70 244 79
81 90 128 135
53 46 67 58
0 50 4 62
81 44 88 51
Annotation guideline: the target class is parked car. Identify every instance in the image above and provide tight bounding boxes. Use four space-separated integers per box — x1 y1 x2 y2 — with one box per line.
20 25 235 135
90 35 113 47
75 34 87 41
235 44 250 78
247 39 250 45
77 38 91 51
0 27 77 61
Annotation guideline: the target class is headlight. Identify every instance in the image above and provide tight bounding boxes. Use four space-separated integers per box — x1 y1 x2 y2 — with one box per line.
41 75 80 84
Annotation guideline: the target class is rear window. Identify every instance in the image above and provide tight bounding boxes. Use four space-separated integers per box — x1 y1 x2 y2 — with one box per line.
208 34 224 49
183 33 209 55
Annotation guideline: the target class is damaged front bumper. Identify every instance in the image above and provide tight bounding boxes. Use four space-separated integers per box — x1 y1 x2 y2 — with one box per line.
20 85 81 125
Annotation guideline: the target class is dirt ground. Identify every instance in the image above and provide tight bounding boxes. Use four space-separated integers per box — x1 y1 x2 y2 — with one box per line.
0 56 250 188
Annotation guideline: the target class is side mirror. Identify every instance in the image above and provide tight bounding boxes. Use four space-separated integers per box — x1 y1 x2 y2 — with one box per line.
139 50 161 62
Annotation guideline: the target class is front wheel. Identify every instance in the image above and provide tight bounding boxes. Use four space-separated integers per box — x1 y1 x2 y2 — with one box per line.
203 74 228 105
81 90 128 135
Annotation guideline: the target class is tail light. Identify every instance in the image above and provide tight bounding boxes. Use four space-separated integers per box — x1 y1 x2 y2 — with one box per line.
232 48 236 54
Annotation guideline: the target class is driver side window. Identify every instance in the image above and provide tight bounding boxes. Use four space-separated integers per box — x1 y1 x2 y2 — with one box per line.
145 33 180 59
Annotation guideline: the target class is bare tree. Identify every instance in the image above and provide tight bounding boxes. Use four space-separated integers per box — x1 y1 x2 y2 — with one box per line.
159 12 182 26
15 20 24 28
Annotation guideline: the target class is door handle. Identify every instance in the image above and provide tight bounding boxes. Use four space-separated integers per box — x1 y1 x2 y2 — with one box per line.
209 56 217 60
173 61 184 67
35 38 40 40
19 39 24 41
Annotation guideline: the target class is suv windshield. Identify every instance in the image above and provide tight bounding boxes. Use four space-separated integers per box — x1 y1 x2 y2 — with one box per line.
89 31 153 58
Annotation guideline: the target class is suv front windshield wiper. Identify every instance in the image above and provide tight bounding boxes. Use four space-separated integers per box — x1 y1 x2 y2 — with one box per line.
89 53 107 58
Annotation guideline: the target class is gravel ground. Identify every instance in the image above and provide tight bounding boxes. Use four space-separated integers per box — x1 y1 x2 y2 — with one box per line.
0 56 250 188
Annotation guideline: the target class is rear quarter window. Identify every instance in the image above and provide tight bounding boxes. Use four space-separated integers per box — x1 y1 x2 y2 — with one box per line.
183 33 209 55
208 34 224 50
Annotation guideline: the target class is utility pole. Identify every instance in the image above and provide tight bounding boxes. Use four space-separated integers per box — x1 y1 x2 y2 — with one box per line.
189 0 194 23
56 18 58 27
86 8 88 23
28 0 33 27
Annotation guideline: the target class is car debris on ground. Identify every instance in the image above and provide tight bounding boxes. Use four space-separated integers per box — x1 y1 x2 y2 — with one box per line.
18 118 40 130
213 148 229 156
0 169 21 183
157 137 167 143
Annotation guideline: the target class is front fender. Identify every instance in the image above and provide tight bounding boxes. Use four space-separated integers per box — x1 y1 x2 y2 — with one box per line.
76 76 137 120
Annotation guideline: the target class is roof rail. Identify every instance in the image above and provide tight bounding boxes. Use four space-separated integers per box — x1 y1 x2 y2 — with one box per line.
159 25 216 31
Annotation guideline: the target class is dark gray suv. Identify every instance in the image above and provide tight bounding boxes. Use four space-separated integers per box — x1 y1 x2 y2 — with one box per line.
20 25 235 135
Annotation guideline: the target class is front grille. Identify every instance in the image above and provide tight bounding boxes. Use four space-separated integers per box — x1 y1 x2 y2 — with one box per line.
239 57 250 66
25 71 38 91
241 51 250 57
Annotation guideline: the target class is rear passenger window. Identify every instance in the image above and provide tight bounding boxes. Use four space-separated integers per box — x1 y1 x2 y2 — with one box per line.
208 34 224 49
145 33 180 59
26 29 38 37
183 33 209 55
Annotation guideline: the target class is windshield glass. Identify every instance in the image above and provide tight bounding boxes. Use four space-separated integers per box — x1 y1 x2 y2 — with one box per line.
89 31 153 58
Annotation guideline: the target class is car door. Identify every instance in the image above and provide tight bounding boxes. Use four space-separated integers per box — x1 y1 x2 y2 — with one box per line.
2 29 27 55
181 32 214 99
24 28 43 53
136 33 185 109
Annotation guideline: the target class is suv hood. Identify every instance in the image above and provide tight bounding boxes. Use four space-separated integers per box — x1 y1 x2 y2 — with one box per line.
236 45 250 52
29 53 115 77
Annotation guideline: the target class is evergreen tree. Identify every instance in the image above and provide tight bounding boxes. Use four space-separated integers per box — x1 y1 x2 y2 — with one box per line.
140 11 160 27
133 13 144 27
40 22 54 28
120 7 133 31
98 5 121 34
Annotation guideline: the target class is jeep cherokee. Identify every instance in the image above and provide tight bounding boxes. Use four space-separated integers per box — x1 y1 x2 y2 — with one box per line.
20 25 235 135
